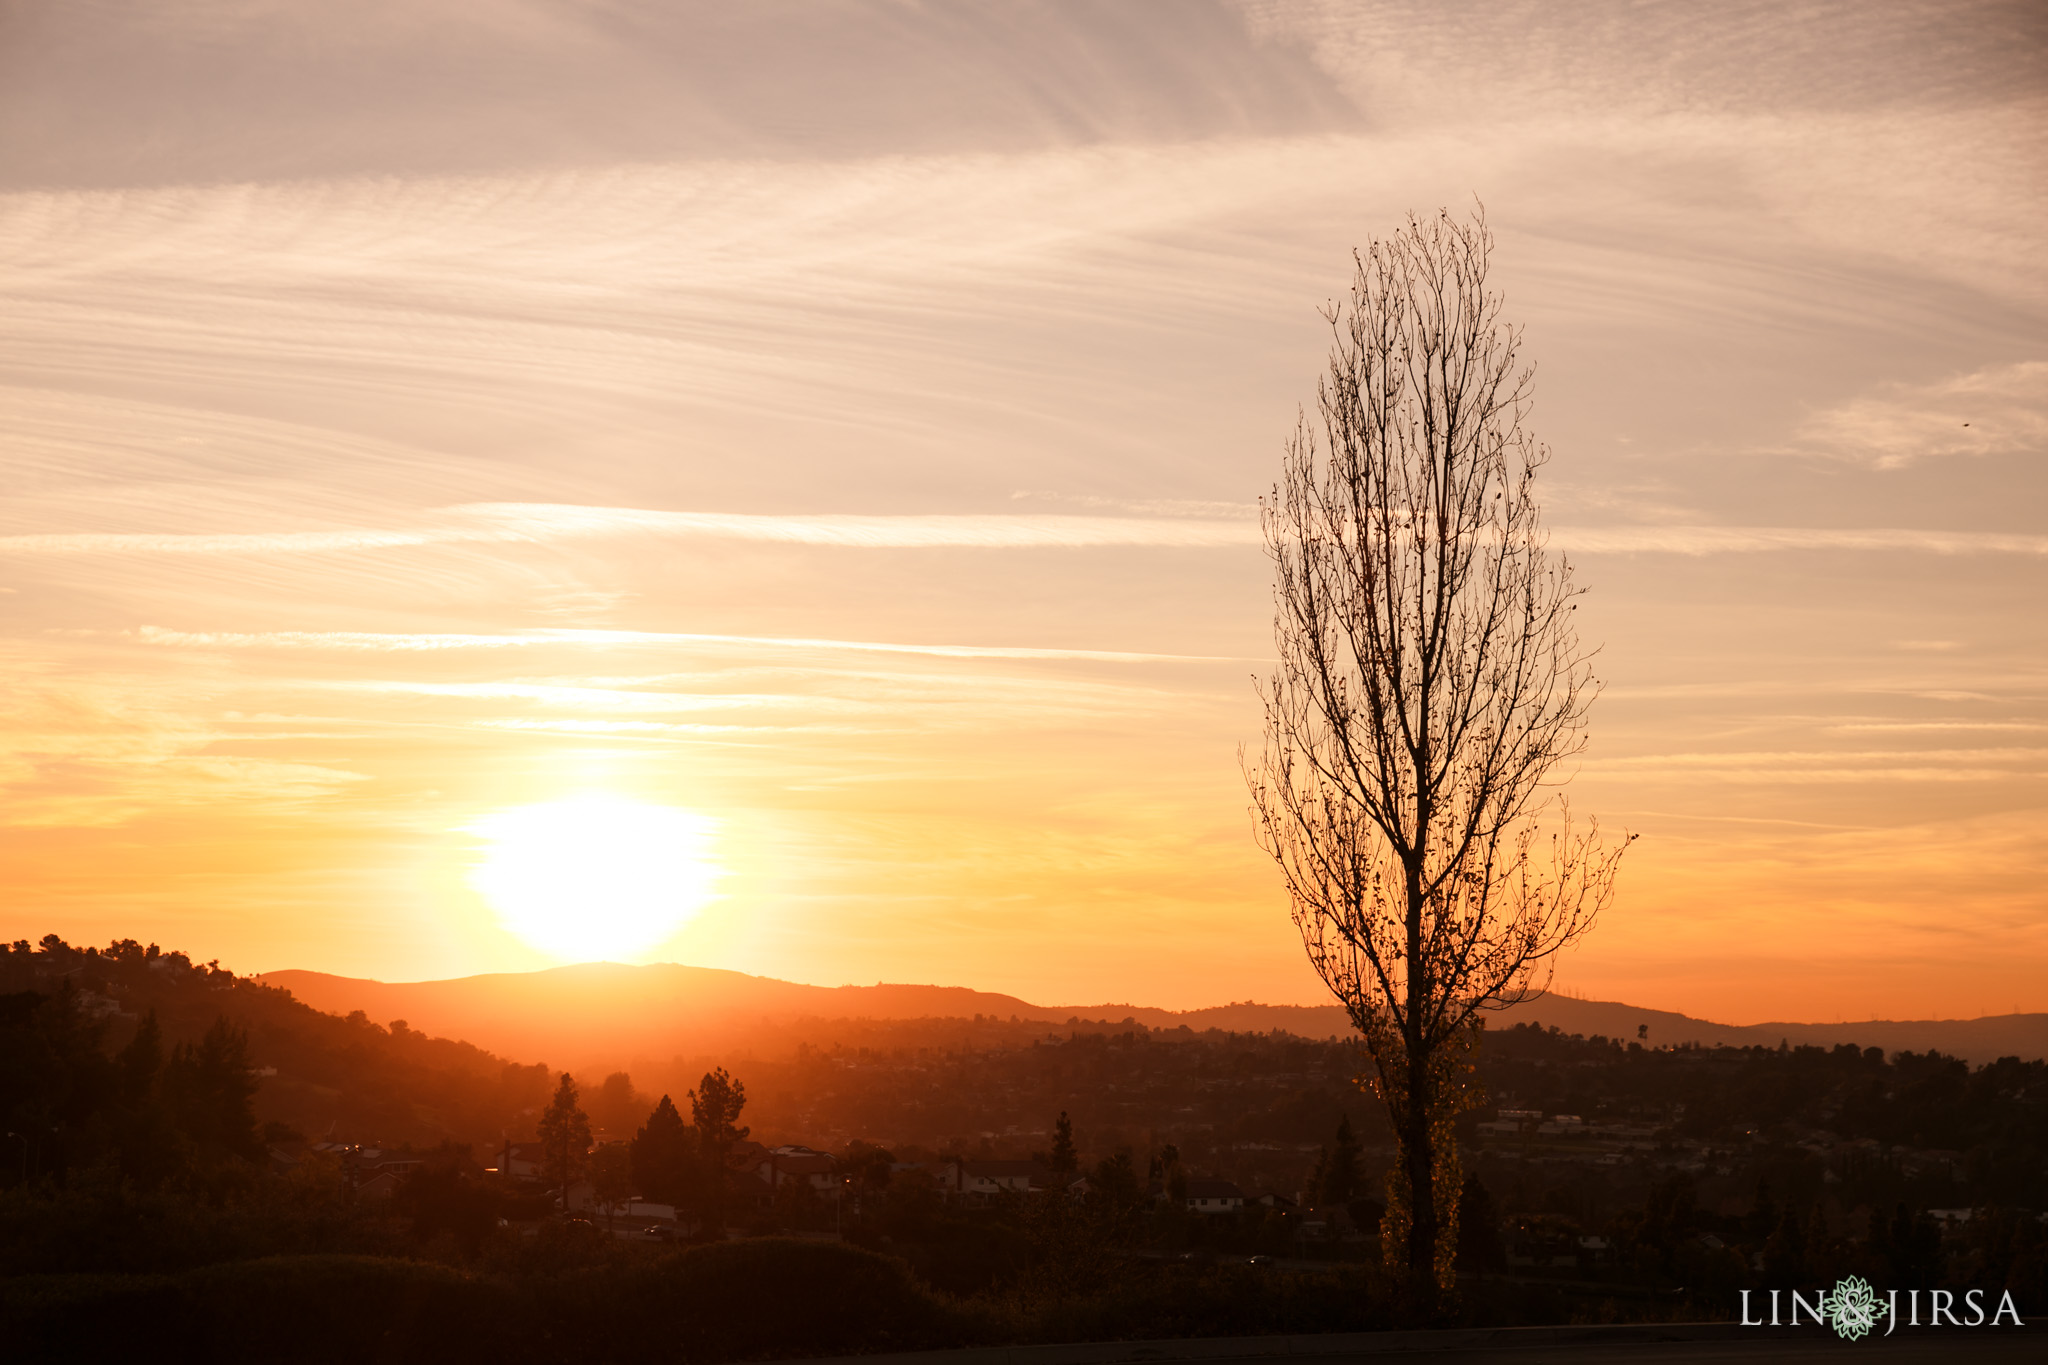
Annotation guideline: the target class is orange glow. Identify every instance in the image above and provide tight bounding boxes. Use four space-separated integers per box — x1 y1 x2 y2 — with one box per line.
1 5 2042 1027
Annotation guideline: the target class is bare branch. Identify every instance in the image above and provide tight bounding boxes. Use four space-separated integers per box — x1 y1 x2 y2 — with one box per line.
1246 205 1629 1299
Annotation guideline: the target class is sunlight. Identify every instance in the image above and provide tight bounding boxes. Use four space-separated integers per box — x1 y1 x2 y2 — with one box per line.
466 795 721 961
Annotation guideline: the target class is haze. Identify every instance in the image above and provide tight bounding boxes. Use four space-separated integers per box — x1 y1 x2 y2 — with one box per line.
2 1 2043 1024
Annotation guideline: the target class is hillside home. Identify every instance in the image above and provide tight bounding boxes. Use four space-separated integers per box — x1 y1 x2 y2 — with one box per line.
1183 1178 1245 1214
934 1159 1048 1202
756 1144 839 1193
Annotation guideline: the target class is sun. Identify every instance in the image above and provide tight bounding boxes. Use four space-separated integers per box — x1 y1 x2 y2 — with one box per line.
466 795 721 961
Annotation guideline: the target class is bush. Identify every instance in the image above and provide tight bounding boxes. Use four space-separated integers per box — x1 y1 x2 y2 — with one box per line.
2 1256 505 1364
564 1237 987 1361
2 1239 984 1365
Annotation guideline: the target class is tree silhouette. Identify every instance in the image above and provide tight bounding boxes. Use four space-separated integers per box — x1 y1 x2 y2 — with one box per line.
689 1067 748 1226
1247 206 1628 1308
588 1142 634 1232
163 1016 262 1164
1309 1114 1362 1207
630 1094 692 1206
537 1071 592 1213
1455 1175 1505 1271
587 1071 643 1137
1048 1111 1077 1178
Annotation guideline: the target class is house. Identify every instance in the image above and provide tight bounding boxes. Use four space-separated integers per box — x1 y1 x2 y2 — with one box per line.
1252 1191 1297 1211
357 1148 424 1178
492 1141 549 1179
933 1159 1048 1202
565 1182 679 1222
756 1145 839 1193
1184 1178 1245 1214
356 1171 403 1201
308 1143 427 1184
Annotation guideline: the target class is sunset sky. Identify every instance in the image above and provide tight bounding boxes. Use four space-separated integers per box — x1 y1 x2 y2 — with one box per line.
2 1 2042 1024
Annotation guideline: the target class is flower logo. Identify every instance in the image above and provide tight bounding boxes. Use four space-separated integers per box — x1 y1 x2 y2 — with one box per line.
1825 1275 1883 1341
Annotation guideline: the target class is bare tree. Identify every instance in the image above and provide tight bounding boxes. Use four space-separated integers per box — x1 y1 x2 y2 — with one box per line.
1247 207 1628 1307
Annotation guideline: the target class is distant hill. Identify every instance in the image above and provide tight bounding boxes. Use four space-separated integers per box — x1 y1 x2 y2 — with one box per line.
259 962 2048 1069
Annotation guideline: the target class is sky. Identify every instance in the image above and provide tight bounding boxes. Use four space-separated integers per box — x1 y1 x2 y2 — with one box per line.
1 0 2043 1024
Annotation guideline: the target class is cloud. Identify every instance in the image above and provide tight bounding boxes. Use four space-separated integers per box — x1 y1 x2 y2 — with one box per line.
132 626 1235 664
1586 746 2047 785
0 1 1356 188
1827 721 2048 734
0 503 1261 557
1788 361 2048 468
342 681 822 713
7 505 2042 563
0 684 372 828
463 504 1264 549
1549 526 2048 556
1009 490 1259 516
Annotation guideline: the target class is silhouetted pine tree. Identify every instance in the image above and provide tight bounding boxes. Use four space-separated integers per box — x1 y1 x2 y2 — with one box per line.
630 1094 692 1205
537 1072 592 1212
1048 1111 1077 1177
163 1016 262 1164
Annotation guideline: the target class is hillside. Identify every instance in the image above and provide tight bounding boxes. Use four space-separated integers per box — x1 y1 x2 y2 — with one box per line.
260 960 2048 1069
5 936 554 1151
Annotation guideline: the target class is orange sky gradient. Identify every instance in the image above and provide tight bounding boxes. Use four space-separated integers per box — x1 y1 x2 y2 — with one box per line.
2 2 2043 1025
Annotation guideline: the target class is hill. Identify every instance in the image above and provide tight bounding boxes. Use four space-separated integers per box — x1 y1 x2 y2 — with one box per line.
5 936 554 1152
259 961 2048 1069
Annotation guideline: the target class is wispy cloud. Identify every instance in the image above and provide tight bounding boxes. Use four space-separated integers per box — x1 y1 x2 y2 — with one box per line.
342 681 826 713
1826 721 2048 735
1588 746 2047 784
8 505 2043 561
1549 526 2048 556
464 504 1264 549
0 503 1262 556
132 626 1237 664
1008 490 1259 517
1787 361 2048 469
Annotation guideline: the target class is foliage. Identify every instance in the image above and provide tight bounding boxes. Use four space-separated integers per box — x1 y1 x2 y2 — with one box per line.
1049 1110 1078 1176
1378 1022 1482 1292
689 1067 748 1154
0 1240 985 1365
688 1066 748 1226
628 1094 693 1206
1306 1114 1362 1207
1246 207 1626 1304
583 1071 646 1138
535 1073 591 1211
5 932 2044 1351
1 936 554 1161
163 1017 265 1166
587 1143 634 1228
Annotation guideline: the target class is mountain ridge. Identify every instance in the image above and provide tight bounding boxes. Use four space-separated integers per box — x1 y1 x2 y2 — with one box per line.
258 961 2048 1069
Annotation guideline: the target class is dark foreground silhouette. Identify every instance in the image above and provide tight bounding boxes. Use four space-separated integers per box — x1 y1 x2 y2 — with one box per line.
4 935 2042 1362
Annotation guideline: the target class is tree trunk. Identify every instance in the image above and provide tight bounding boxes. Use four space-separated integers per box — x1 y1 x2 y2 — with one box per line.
1402 853 1438 1310
1404 1048 1439 1314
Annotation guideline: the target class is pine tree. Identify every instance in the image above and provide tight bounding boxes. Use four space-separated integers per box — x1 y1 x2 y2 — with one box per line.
163 1016 261 1163
630 1094 692 1206
1048 1111 1078 1177
537 1071 592 1213
689 1068 747 1226
1318 1114 1361 1205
